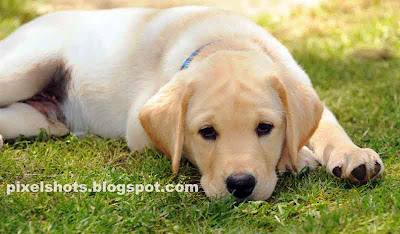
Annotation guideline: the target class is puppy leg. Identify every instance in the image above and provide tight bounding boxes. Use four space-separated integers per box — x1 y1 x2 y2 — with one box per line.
0 18 64 106
309 107 383 182
0 103 69 140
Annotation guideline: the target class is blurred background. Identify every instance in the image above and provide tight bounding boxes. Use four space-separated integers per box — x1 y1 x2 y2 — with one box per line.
32 0 321 16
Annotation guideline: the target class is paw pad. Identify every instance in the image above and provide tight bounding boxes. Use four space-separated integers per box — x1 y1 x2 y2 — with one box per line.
372 162 381 178
332 166 342 177
351 164 366 181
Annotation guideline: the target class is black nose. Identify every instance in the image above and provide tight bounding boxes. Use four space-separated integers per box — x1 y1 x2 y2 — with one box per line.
226 173 256 199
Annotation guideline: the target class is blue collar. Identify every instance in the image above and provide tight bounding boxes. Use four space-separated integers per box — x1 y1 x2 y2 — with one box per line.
180 41 218 70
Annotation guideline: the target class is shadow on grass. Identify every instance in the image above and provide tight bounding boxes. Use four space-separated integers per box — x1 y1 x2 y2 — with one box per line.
291 50 399 91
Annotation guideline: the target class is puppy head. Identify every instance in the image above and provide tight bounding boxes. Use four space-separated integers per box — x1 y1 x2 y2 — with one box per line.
139 51 323 201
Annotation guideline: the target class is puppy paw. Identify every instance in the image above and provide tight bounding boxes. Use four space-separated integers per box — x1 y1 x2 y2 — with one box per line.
277 146 321 174
298 146 321 172
0 134 3 148
326 146 383 183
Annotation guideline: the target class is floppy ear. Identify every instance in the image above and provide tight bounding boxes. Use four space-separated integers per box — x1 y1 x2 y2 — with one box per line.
270 75 323 172
139 77 194 175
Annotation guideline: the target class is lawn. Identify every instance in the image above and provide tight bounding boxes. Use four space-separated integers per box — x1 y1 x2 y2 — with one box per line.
0 0 399 233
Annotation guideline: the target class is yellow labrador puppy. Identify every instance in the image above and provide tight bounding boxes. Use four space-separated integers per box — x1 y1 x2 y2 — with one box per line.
0 7 383 200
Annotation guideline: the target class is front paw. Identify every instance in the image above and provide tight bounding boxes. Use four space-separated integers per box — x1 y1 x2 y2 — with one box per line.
327 146 383 183
277 146 321 174
0 134 3 148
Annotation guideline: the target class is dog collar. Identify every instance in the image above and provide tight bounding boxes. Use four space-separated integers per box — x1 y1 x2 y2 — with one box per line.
180 41 219 70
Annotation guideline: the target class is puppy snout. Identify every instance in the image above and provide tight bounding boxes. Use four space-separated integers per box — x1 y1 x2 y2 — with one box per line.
226 173 256 199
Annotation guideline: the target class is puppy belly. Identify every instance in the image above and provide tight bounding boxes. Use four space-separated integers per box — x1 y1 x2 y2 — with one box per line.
21 62 71 125
22 92 66 124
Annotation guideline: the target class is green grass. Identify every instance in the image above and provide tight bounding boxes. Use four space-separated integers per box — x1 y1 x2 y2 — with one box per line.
1 0 400 232
0 0 38 39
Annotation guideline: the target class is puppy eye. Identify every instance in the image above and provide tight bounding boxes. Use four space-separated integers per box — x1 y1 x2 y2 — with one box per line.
199 126 218 140
256 122 274 137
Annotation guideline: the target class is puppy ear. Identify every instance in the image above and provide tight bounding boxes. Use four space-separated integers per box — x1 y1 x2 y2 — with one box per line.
270 75 323 172
139 76 194 175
